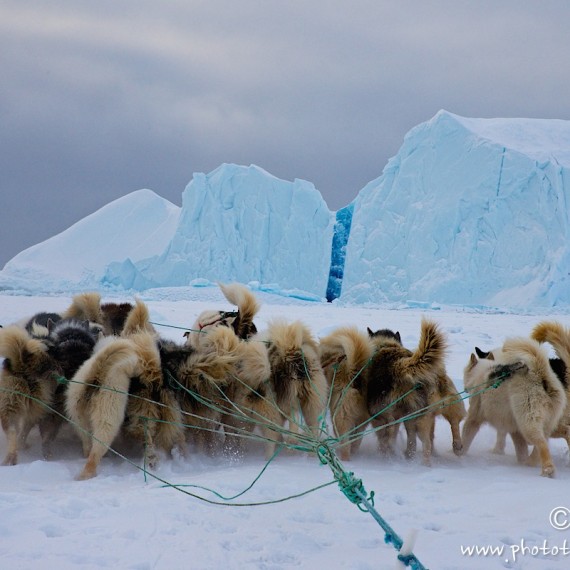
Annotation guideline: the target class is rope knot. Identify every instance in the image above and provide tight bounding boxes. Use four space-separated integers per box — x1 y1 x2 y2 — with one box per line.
54 374 69 385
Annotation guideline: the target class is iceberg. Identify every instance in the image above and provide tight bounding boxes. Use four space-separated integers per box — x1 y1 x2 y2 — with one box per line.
0 189 180 293
131 164 335 298
3 111 570 310
341 110 570 308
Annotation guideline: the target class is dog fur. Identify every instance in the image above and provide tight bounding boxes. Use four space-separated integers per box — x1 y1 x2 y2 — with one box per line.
62 292 103 324
67 331 186 480
159 326 244 455
185 283 260 347
101 301 135 336
217 338 281 459
0 326 59 465
253 319 328 454
461 337 566 477
25 312 62 338
319 326 373 461
365 319 448 466
530 321 570 453
368 325 465 458
39 319 101 457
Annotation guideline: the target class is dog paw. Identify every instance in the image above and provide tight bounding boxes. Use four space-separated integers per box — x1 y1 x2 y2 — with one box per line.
2 454 18 466
75 469 97 481
541 465 556 478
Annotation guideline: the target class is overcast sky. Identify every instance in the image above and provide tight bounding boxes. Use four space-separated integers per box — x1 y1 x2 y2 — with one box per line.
2 1 569 267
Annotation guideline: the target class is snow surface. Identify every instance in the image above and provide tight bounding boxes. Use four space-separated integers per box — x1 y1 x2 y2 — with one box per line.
1 286 570 570
2 112 570 309
342 111 570 309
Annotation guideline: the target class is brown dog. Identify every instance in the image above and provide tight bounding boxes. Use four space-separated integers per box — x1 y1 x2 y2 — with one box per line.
319 326 373 461
365 319 448 466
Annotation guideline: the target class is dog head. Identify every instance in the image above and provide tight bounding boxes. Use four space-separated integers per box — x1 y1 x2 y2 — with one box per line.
366 327 402 344
184 309 242 346
47 319 99 379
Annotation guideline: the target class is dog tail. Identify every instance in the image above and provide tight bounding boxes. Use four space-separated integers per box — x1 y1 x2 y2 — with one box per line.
266 319 322 387
121 299 155 336
74 337 139 386
403 318 448 380
63 292 102 324
66 338 137 460
532 321 570 366
235 340 272 389
0 325 48 371
319 327 373 387
502 337 555 380
267 319 313 358
502 337 567 415
218 282 260 340
191 326 242 383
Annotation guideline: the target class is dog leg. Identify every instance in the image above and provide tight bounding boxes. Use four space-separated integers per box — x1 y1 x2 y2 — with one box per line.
460 410 483 455
38 414 64 460
526 445 539 467
404 421 418 460
332 408 358 461
510 431 529 464
534 439 556 477
518 423 555 476
348 418 369 459
76 388 128 480
141 418 160 470
442 409 464 456
1 417 20 466
19 418 36 450
373 419 397 458
417 415 434 467
492 429 507 455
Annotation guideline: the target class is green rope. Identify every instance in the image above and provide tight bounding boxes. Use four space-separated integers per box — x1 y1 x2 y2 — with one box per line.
160 444 286 500
0 385 336 506
314 438 429 569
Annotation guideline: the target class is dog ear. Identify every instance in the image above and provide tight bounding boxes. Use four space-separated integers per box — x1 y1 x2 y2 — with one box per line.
47 318 57 333
487 352 495 361
468 353 478 369
475 346 490 359
395 331 401 343
366 327 374 337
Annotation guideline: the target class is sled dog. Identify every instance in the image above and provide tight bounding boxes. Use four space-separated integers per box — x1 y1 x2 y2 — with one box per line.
252 319 328 454
462 337 566 477
185 283 260 347
67 330 185 480
319 326 373 461
365 319 447 466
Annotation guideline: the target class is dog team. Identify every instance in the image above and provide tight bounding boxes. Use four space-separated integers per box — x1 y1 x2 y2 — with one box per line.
0 283 568 480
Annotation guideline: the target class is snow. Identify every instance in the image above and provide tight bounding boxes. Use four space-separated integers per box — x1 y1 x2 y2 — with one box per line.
1 286 570 570
341 111 570 309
